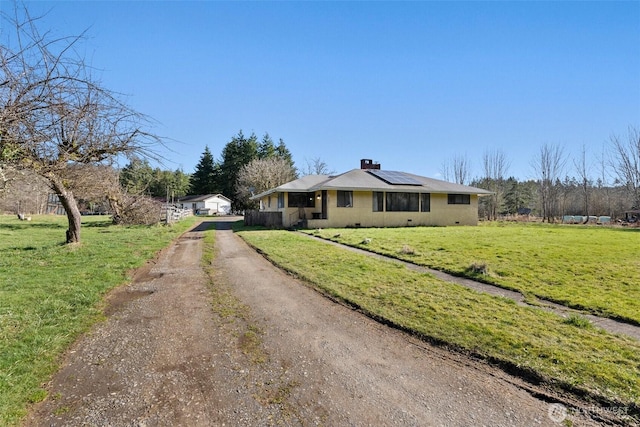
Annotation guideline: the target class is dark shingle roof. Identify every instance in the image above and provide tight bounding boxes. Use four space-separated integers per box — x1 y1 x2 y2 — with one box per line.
252 169 492 199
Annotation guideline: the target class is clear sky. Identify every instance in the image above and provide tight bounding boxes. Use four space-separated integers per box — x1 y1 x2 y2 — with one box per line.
9 1 640 181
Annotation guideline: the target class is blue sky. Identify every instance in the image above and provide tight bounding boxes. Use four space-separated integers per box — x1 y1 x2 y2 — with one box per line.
9 1 640 180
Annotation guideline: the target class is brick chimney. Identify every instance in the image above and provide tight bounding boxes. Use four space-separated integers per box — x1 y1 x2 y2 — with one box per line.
360 159 380 170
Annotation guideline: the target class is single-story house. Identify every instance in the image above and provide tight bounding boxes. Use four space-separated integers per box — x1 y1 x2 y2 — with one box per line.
177 194 231 215
250 159 492 228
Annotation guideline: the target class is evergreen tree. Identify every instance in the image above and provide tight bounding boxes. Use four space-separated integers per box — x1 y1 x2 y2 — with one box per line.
120 158 154 194
258 133 276 159
120 158 191 199
190 146 219 195
220 131 258 210
276 138 296 171
258 133 296 173
502 178 520 215
503 178 537 216
149 168 191 199
172 169 191 198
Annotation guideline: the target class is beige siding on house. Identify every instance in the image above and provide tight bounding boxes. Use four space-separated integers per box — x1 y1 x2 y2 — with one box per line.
430 193 480 226
313 191 479 227
257 190 480 228
324 191 372 227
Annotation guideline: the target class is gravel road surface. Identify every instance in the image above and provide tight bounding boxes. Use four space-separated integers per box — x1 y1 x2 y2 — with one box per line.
25 218 608 426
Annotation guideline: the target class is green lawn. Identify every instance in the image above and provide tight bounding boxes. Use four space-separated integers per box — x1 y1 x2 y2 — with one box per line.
303 222 640 324
3 216 638 423
0 214 199 426
237 226 640 412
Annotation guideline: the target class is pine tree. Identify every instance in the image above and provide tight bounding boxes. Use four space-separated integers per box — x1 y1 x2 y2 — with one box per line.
258 133 276 159
120 158 154 194
276 138 296 171
148 168 191 199
220 131 258 209
503 178 537 216
172 169 191 198
258 133 295 173
190 146 219 195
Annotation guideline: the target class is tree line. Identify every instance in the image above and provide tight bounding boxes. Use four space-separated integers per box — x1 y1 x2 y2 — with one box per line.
1 5 638 245
446 128 640 222
119 130 298 212
0 6 301 242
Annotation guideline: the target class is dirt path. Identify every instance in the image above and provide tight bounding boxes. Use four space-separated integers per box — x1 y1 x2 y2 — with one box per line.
25 218 611 426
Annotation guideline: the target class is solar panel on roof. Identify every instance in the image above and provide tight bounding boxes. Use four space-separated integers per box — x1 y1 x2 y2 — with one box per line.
367 170 422 185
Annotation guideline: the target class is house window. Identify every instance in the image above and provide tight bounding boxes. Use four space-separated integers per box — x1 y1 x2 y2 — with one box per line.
277 193 284 209
421 193 431 212
372 192 384 212
337 190 353 207
448 194 470 204
288 192 315 208
386 192 419 212
268 196 271 208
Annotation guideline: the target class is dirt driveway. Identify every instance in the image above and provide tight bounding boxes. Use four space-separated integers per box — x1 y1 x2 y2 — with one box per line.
25 218 604 426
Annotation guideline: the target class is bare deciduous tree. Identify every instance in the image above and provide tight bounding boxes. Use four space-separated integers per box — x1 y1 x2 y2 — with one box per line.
595 143 613 216
302 157 334 176
481 149 510 220
532 143 566 222
441 153 472 185
62 164 118 202
573 144 592 219
0 167 50 214
609 126 640 210
236 157 297 209
0 7 162 242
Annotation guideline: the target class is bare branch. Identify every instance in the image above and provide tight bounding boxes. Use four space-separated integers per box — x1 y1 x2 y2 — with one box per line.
531 143 566 222
441 153 472 185
0 5 165 242
609 126 640 209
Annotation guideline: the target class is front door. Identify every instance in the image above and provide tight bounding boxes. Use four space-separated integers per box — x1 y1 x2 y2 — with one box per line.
321 190 328 219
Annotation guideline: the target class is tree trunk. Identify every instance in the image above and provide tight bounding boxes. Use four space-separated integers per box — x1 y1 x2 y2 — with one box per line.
49 176 82 243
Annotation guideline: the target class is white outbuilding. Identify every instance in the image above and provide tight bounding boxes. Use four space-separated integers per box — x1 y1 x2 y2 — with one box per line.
177 194 232 215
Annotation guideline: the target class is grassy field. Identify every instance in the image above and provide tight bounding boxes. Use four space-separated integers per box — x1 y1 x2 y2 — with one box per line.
0 214 199 426
2 216 638 423
302 222 640 324
237 225 640 413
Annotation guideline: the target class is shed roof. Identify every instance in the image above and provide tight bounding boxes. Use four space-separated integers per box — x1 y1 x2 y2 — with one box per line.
178 194 231 203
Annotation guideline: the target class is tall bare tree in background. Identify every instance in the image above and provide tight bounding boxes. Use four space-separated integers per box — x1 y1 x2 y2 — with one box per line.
481 149 509 220
0 6 162 242
0 167 50 213
532 143 566 222
302 157 334 176
441 153 472 185
236 157 297 209
573 144 592 219
595 144 613 216
609 126 640 210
